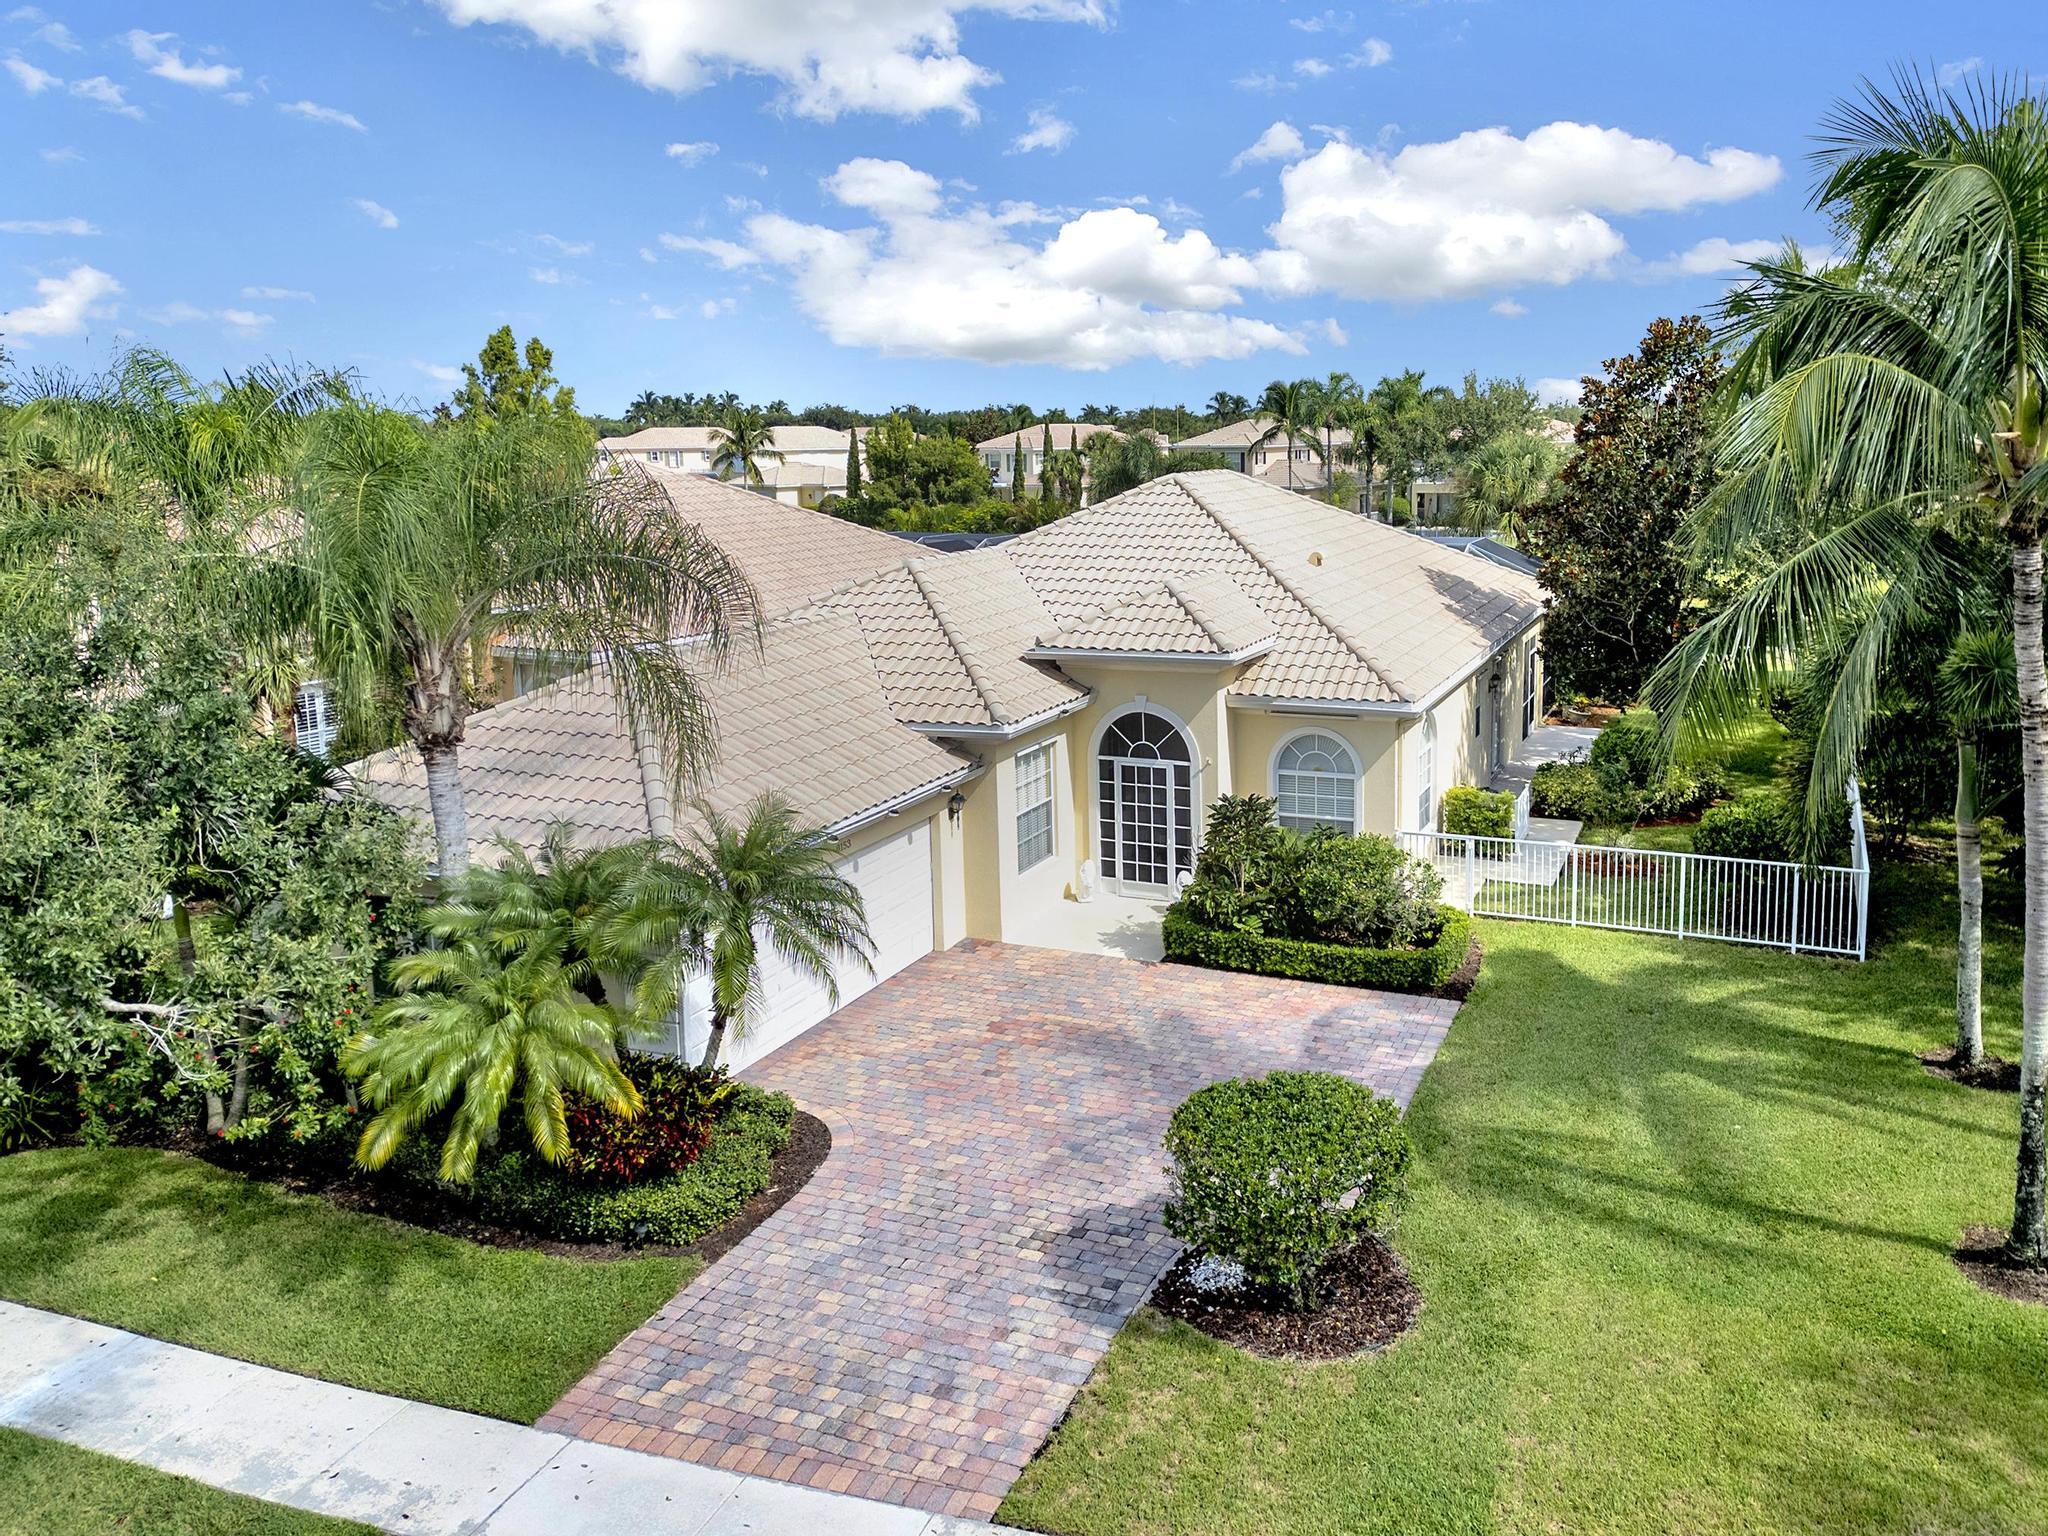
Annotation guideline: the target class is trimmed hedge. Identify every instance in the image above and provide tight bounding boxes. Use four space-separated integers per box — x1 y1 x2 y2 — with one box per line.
462 1084 795 1246
1442 785 1516 840
1163 904 1472 994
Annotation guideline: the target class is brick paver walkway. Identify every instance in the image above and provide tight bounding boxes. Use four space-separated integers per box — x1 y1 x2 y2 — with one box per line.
541 941 1457 1519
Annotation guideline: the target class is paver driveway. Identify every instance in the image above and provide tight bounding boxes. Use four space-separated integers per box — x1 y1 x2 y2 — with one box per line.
541 940 1457 1519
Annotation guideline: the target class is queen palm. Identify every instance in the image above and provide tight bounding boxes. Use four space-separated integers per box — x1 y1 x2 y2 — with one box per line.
1258 379 1323 491
707 404 784 486
236 405 755 876
1648 73 2048 1262
345 855 644 1183
1312 371 1362 504
598 794 873 1069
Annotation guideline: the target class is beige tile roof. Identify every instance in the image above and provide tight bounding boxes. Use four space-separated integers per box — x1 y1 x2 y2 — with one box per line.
636 465 905 624
353 611 971 864
1172 417 1353 454
970 422 1163 453
604 424 856 455
1034 571 1276 657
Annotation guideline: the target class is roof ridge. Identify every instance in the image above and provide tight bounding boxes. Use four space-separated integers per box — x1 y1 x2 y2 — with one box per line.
905 558 1004 725
1175 474 1408 702
1159 573 1231 652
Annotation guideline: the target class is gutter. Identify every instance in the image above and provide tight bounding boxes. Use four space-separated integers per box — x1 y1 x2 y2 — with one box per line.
828 760 982 838
905 689 1094 741
1228 614 1544 719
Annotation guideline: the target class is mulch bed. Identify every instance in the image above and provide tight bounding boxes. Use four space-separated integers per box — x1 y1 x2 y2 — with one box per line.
1955 1225 2048 1306
1429 937 1484 1003
192 1110 832 1264
1920 1047 2021 1093
1151 1236 1421 1360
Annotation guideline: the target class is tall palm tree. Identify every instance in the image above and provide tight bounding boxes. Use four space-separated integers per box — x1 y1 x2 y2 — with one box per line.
1649 73 2048 1263
1313 372 1362 504
1458 433 1562 540
1043 436 1089 506
707 404 783 487
1940 627 2018 1073
234 406 756 876
345 857 644 1183
598 795 873 1069
1258 380 1322 491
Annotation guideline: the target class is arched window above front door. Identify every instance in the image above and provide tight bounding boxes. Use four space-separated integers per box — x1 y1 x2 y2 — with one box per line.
1099 710 1191 763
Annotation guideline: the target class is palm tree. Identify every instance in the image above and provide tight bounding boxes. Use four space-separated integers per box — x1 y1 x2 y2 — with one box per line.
1940 628 2018 1073
1084 428 1167 501
1313 372 1362 504
598 795 873 1069
1258 380 1323 491
1043 440 1088 506
345 856 643 1183
1207 390 1251 422
1458 433 1562 541
707 404 783 486
1649 73 2048 1263
234 405 756 876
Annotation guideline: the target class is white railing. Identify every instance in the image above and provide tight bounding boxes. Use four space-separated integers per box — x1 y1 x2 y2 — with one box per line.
1398 783 1871 960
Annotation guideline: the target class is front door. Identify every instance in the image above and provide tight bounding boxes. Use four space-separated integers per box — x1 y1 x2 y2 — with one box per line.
1113 759 1173 888
1096 708 1195 896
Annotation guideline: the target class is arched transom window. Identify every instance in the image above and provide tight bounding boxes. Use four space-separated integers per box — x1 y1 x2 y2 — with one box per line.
1274 731 1358 833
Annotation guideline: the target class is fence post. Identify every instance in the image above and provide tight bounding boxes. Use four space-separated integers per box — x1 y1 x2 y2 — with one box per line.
1569 847 1580 925
1464 835 1477 914
1789 867 1801 954
1675 857 1687 941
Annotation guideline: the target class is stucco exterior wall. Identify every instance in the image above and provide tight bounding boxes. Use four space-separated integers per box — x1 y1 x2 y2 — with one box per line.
1227 708 1402 836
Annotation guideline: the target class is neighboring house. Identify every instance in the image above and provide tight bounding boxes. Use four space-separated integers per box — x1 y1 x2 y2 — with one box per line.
1411 478 1461 523
1172 417 1353 484
354 470 1543 1069
974 423 1165 502
597 424 867 480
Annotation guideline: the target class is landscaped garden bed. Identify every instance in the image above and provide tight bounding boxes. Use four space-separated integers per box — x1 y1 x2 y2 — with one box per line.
1162 794 1474 996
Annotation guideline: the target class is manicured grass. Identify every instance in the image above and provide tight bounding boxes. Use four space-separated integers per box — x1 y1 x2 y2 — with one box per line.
1001 856 2048 1536
0 1428 372 1536
0 1148 696 1422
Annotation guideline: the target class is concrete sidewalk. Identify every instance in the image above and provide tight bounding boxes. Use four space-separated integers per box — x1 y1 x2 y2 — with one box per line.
0 1300 1018 1536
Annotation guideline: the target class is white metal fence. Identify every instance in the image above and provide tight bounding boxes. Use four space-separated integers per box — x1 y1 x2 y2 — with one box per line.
1396 783 1871 960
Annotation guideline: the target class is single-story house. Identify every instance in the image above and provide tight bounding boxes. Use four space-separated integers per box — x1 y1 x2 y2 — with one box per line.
597 424 866 479
355 469 1543 1068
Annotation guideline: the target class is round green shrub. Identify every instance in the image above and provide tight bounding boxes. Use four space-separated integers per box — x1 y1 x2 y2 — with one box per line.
1163 1071 1411 1311
1287 830 1444 949
1588 709 1662 789
1692 795 1796 861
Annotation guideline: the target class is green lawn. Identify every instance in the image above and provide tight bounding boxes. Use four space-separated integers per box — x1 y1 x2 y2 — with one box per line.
0 1148 696 1422
0 1428 372 1536
1002 857 2048 1536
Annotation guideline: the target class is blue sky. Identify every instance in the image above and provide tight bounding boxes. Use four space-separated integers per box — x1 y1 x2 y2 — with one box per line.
0 2 2006 417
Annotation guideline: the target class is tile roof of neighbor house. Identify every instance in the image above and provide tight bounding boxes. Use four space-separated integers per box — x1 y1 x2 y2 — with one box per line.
602 424 859 455
969 422 1164 453
1034 571 1277 658
1171 417 1353 453
352 470 1541 862
633 465 904 624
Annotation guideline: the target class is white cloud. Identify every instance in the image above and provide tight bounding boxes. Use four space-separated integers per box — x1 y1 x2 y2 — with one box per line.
0 263 120 335
1294 58 1332 79
644 303 686 320
700 297 734 319
1938 56 1982 87
411 360 463 385
243 285 315 301
0 216 96 235
659 232 759 268
537 233 594 257
27 19 74 49
1535 376 1583 406
425 0 1105 121
1289 10 1348 33
123 30 241 90
1233 71 1289 94
1346 38 1391 68
71 75 142 117
281 99 367 131
147 299 272 336
1490 297 1527 317
1257 121 1782 302
4 55 58 93
1230 120 1306 173
735 156 1301 369
1639 235 1779 280
529 265 586 285
39 145 81 163
1009 106 1073 154
351 198 399 229
664 140 718 164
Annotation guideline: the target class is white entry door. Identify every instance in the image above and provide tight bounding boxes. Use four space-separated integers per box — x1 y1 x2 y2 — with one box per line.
1096 708 1195 896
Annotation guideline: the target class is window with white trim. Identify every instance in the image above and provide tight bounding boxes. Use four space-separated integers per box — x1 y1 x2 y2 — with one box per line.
1015 742 1056 871
292 680 338 759
1522 643 1541 736
1415 716 1436 830
1274 732 1358 833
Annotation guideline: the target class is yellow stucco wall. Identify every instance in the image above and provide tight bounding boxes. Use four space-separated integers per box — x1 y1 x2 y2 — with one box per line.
1227 707 1402 834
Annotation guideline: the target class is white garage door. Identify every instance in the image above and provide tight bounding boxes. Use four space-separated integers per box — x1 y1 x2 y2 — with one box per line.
666 818 935 1072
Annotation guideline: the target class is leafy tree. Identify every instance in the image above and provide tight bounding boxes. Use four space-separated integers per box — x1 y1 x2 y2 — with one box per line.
853 414 991 517
707 403 784 486
599 795 873 1069
1525 317 1722 702
452 327 579 423
1642 76 2048 1262
1040 423 1054 505
1010 431 1025 502
1442 373 1541 463
1457 432 1563 541
346 867 643 1184
233 405 755 875
844 427 862 502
